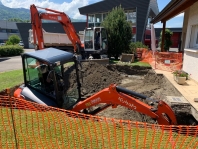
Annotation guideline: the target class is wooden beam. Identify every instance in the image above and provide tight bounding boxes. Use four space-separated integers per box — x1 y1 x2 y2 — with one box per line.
162 0 198 22
161 22 166 52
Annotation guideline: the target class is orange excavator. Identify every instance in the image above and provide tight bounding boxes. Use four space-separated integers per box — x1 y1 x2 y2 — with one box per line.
30 4 82 53
14 47 177 125
30 4 108 59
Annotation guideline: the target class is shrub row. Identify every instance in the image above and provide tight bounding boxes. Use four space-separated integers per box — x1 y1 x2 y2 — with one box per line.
0 45 24 57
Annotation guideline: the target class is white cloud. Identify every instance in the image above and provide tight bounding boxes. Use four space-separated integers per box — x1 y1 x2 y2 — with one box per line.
154 21 183 28
0 0 93 19
174 12 184 18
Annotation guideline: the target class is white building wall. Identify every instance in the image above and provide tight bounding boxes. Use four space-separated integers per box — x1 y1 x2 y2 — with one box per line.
183 2 198 82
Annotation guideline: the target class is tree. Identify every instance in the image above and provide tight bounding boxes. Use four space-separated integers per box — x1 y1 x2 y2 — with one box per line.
8 18 30 23
159 29 173 51
6 35 20 45
101 6 132 59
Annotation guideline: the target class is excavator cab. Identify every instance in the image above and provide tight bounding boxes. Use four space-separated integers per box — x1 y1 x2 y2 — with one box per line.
14 48 81 109
84 27 108 58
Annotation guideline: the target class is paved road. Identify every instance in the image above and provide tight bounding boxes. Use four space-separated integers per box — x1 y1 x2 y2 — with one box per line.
0 49 35 72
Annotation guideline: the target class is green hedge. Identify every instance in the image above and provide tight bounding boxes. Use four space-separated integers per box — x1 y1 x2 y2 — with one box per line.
0 45 24 57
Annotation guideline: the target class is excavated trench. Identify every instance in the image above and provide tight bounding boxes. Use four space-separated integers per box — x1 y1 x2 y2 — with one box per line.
63 62 197 125
0 62 197 125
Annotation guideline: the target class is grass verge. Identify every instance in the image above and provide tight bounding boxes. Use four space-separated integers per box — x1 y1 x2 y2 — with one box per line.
0 69 23 91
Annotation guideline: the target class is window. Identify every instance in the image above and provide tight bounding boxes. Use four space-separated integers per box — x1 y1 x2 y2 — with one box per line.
103 13 108 21
88 23 94 27
84 30 94 49
126 10 136 26
11 29 19 33
95 14 102 23
132 34 136 42
101 28 107 50
88 13 104 27
128 12 136 22
95 23 101 27
145 35 151 39
0 28 6 33
189 25 198 48
88 15 94 23
147 17 152 28
6 29 11 33
24 57 54 95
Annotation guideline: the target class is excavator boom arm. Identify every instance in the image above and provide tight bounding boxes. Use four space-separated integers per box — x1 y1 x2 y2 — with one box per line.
72 84 177 125
30 4 82 52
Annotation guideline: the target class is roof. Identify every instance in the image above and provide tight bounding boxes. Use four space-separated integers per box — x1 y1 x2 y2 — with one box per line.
22 48 74 65
151 0 198 24
79 0 159 16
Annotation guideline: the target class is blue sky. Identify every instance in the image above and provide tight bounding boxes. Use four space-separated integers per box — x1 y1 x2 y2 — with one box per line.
155 0 184 28
0 0 184 28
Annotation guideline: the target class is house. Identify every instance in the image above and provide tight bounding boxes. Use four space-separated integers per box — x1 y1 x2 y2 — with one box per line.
151 0 198 82
78 0 159 43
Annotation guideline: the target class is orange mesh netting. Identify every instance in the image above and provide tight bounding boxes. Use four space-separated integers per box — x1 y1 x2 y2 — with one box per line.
141 50 183 72
0 95 198 148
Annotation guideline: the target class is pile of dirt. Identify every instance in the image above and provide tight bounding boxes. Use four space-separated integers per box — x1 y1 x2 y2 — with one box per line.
63 62 122 97
63 62 151 97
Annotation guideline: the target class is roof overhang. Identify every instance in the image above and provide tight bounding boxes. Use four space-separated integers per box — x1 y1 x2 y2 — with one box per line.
79 0 158 16
151 0 198 24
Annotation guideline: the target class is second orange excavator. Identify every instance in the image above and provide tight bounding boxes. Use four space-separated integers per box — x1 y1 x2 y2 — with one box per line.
30 4 108 59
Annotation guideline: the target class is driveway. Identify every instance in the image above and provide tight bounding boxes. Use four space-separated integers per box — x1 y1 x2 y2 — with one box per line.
0 49 35 72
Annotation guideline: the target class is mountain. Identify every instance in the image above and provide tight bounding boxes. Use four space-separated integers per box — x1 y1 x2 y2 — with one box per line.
0 2 85 22
0 2 30 21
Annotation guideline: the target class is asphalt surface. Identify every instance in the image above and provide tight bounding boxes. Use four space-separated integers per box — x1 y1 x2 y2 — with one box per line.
0 49 35 72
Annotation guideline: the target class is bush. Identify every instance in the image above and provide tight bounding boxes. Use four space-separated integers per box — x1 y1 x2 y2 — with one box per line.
159 29 173 51
126 42 148 54
0 45 24 57
7 35 21 45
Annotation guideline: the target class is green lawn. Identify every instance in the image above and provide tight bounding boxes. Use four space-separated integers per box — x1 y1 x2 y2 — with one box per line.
0 69 23 91
0 108 196 148
110 59 151 67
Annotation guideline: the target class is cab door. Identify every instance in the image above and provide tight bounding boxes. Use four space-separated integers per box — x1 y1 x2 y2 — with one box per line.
101 28 108 52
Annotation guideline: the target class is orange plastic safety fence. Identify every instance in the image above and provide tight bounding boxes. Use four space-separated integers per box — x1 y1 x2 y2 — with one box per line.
0 95 198 149
141 50 183 72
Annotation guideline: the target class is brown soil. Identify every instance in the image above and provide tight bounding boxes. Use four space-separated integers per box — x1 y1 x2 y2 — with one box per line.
1 62 197 125
63 62 197 125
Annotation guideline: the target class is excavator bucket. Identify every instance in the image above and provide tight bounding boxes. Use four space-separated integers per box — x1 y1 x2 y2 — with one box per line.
120 53 135 63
